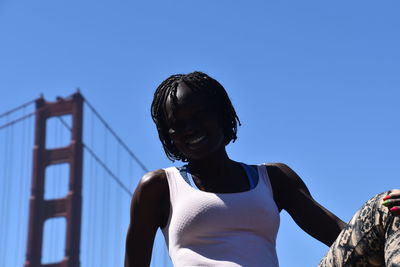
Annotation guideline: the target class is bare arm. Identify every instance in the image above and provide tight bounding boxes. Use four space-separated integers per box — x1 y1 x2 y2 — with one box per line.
267 163 346 246
125 169 169 267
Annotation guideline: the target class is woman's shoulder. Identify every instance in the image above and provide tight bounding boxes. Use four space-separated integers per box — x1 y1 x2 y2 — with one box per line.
129 168 171 230
265 162 310 190
245 162 296 183
264 162 301 183
262 163 311 210
264 162 291 170
134 169 173 201
135 168 169 196
134 169 170 223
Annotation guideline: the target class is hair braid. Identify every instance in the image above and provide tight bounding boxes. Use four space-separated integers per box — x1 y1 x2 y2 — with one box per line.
151 71 241 162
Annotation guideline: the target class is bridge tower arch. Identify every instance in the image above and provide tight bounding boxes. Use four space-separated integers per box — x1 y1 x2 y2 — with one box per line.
25 92 83 267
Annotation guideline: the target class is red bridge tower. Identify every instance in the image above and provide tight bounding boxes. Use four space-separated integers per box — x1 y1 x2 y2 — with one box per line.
25 92 83 267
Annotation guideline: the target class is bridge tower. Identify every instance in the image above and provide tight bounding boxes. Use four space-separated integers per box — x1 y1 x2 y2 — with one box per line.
25 92 84 267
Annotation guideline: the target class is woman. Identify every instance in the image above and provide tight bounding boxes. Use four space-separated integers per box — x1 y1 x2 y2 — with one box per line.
125 71 400 267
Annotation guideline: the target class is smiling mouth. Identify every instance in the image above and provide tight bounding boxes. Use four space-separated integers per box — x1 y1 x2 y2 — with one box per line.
186 134 206 145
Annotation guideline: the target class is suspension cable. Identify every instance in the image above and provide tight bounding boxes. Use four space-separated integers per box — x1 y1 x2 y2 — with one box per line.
57 116 133 197
83 98 149 173
0 99 35 119
83 143 132 196
0 112 36 131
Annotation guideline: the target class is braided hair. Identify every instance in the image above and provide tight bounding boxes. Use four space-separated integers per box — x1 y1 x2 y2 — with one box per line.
151 71 241 162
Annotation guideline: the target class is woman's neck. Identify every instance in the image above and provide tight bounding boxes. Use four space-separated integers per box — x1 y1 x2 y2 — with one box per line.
187 148 234 180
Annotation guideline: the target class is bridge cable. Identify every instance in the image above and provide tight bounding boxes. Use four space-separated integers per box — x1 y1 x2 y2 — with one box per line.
0 99 35 119
86 108 95 267
15 106 27 263
101 127 110 265
0 112 35 131
57 117 133 197
83 98 149 173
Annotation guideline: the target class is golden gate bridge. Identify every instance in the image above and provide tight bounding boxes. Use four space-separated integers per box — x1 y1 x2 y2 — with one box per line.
0 92 170 267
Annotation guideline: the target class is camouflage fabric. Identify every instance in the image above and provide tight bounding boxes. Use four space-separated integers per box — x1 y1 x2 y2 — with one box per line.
319 191 400 267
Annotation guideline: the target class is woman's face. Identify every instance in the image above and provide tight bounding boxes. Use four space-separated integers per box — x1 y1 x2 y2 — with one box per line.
164 83 225 161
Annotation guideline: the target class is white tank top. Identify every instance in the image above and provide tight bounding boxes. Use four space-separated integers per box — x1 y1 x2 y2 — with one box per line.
162 164 280 267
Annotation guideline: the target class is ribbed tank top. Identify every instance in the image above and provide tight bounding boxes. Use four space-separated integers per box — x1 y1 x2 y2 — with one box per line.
162 164 280 267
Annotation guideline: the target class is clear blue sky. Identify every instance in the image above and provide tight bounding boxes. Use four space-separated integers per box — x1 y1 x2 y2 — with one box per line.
1 1 400 266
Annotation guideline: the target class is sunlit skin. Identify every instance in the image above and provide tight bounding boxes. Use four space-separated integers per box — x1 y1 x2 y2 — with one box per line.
124 79 400 267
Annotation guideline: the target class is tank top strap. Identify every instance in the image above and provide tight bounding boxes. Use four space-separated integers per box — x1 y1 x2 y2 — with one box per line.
163 166 184 204
258 163 274 196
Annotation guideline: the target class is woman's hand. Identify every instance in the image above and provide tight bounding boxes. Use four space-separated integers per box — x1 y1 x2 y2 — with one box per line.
382 189 400 214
